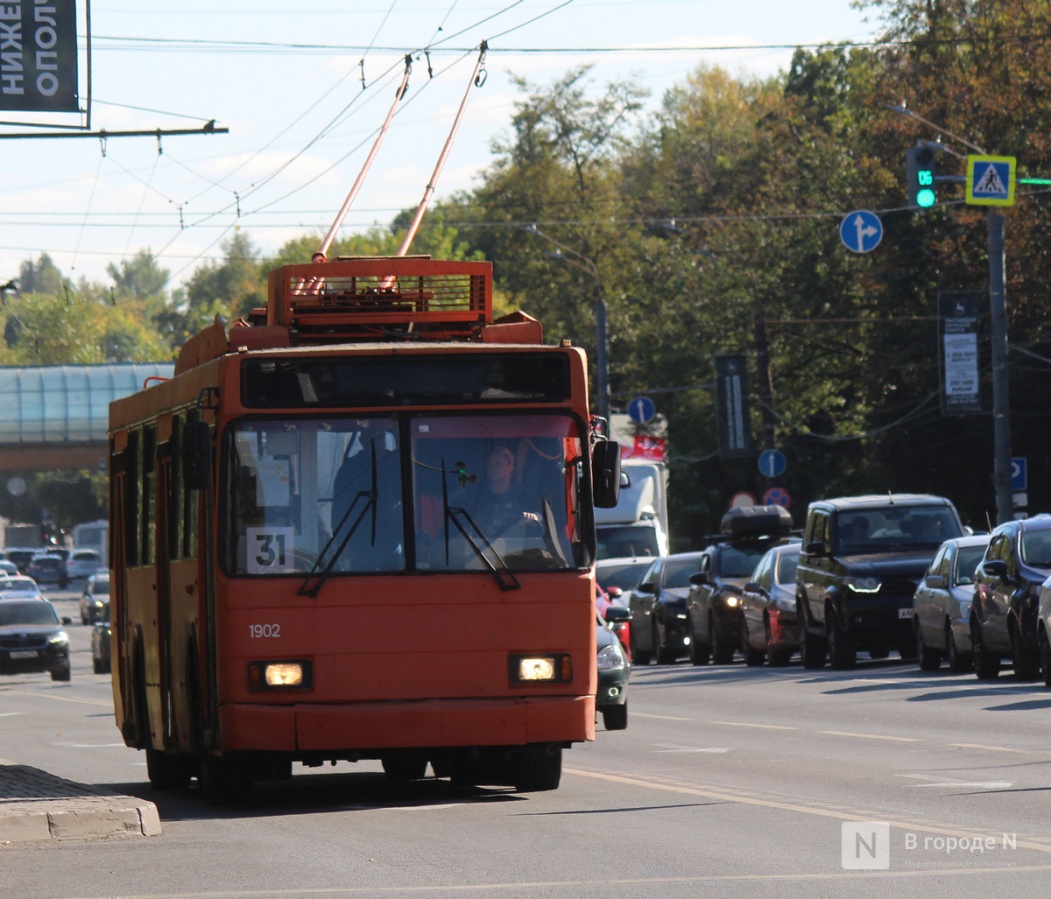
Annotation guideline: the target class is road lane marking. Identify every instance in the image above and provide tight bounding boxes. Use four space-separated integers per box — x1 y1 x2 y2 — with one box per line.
820 730 921 742
711 721 797 730
952 742 1047 755
652 744 730 753
632 712 694 721
566 767 1051 854
57 865 1051 895
900 773 1013 790
4 689 110 707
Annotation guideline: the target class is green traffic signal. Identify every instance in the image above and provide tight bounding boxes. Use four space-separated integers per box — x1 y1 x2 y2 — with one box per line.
906 146 937 208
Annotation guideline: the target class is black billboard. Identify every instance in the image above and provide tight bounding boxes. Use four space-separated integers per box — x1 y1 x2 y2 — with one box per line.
0 1 79 112
715 353 752 458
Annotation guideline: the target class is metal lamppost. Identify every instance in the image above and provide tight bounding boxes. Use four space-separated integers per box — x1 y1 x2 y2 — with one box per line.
524 226 610 422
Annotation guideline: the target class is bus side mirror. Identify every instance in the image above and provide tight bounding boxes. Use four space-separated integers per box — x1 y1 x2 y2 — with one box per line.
184 420 212 490
591 440 621 509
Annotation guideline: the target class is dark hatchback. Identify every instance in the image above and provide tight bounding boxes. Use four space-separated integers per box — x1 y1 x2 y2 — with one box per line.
971 516 1051 681
627 551 705 665
596 607 630 730
0 599 72 681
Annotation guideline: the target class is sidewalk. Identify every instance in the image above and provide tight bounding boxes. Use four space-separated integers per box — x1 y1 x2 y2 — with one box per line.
0 757 161 843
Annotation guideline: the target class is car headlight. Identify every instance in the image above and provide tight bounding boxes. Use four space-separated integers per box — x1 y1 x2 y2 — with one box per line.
49 631 69 646
597 642 626 670
845 576 881 593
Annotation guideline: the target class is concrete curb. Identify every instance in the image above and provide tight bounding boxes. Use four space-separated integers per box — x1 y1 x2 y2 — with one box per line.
0 758 161 844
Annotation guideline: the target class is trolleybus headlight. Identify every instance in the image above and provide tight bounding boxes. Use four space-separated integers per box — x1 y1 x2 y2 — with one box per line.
248 659 313 690
509 653 572 684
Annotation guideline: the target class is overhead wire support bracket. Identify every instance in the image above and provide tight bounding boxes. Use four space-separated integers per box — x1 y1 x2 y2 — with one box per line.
0 123 229 141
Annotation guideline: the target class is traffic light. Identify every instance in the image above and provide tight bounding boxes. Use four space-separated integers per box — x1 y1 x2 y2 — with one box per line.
906 146 937 208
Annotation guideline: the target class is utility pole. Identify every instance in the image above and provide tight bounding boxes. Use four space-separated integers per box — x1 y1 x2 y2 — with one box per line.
987 212 1013 524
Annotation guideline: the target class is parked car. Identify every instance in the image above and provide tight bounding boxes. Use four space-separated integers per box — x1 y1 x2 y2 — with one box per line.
27 553 69 588
92 601 112 674
740 540 803 666
626 551 704 665
596 557 654 605
66 549 103 582
970 516 1051 681
5 547 39 575
0 599 71 680
913 534 990 673
595 607 630 730
795 494 966 670
0 576 45 600
80 572 111 624
686 505 795 665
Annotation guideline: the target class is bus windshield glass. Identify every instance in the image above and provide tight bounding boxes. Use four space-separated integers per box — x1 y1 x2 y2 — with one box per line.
220 413 585 577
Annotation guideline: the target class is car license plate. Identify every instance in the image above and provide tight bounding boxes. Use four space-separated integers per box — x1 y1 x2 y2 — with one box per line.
9 650 38 659
898 608 915 619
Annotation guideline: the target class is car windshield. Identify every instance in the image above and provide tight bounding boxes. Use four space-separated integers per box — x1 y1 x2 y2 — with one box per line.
721 546 768 578
91 580 110 595
836 507 963 552
598 561 651 592
0 601 57 626
1020 531 1051 569
0 578 39 593
664 557 702 588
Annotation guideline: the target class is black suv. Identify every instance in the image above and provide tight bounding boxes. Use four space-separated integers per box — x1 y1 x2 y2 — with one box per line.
685 505 794 665
970 516 1051 681
796 494 966 669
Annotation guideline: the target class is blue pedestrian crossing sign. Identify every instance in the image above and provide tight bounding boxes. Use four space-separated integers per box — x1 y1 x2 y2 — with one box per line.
966 155 1015 206
839 210 883 254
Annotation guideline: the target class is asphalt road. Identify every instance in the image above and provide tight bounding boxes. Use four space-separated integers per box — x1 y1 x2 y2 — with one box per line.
4 589 1051 898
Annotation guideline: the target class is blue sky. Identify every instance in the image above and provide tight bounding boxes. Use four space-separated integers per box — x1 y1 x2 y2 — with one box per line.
0 1 882 291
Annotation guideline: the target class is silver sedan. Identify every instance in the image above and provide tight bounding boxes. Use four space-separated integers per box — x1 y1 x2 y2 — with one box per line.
913 534 990 672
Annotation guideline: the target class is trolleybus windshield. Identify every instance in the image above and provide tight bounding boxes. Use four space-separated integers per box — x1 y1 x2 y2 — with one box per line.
220 413 585 579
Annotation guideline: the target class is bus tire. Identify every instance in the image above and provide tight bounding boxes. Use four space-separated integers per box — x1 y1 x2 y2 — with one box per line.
382 752 429 781
146 748 191 791
514 744 562 792
201 755 254 804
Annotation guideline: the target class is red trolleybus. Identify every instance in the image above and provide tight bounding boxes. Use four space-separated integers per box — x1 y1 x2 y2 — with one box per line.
108 256 621 800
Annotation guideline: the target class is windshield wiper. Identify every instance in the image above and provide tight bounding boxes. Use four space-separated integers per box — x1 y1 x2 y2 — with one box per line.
441 458 520 592
298 441 378 597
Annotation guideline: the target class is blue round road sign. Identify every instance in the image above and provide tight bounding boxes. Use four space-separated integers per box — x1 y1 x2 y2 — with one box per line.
758 448 787 479
839 210 883 254
628 396 656 424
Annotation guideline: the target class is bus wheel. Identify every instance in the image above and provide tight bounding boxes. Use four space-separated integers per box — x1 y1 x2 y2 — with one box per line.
382 752 429 781
514 744 562 792
201 755 254 804
146 748 191 791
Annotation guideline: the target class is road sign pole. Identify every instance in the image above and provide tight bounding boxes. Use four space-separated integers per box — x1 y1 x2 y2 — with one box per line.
988 211 1013 524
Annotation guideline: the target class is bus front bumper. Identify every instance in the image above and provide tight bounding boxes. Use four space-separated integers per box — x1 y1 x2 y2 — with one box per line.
218 694 596 752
